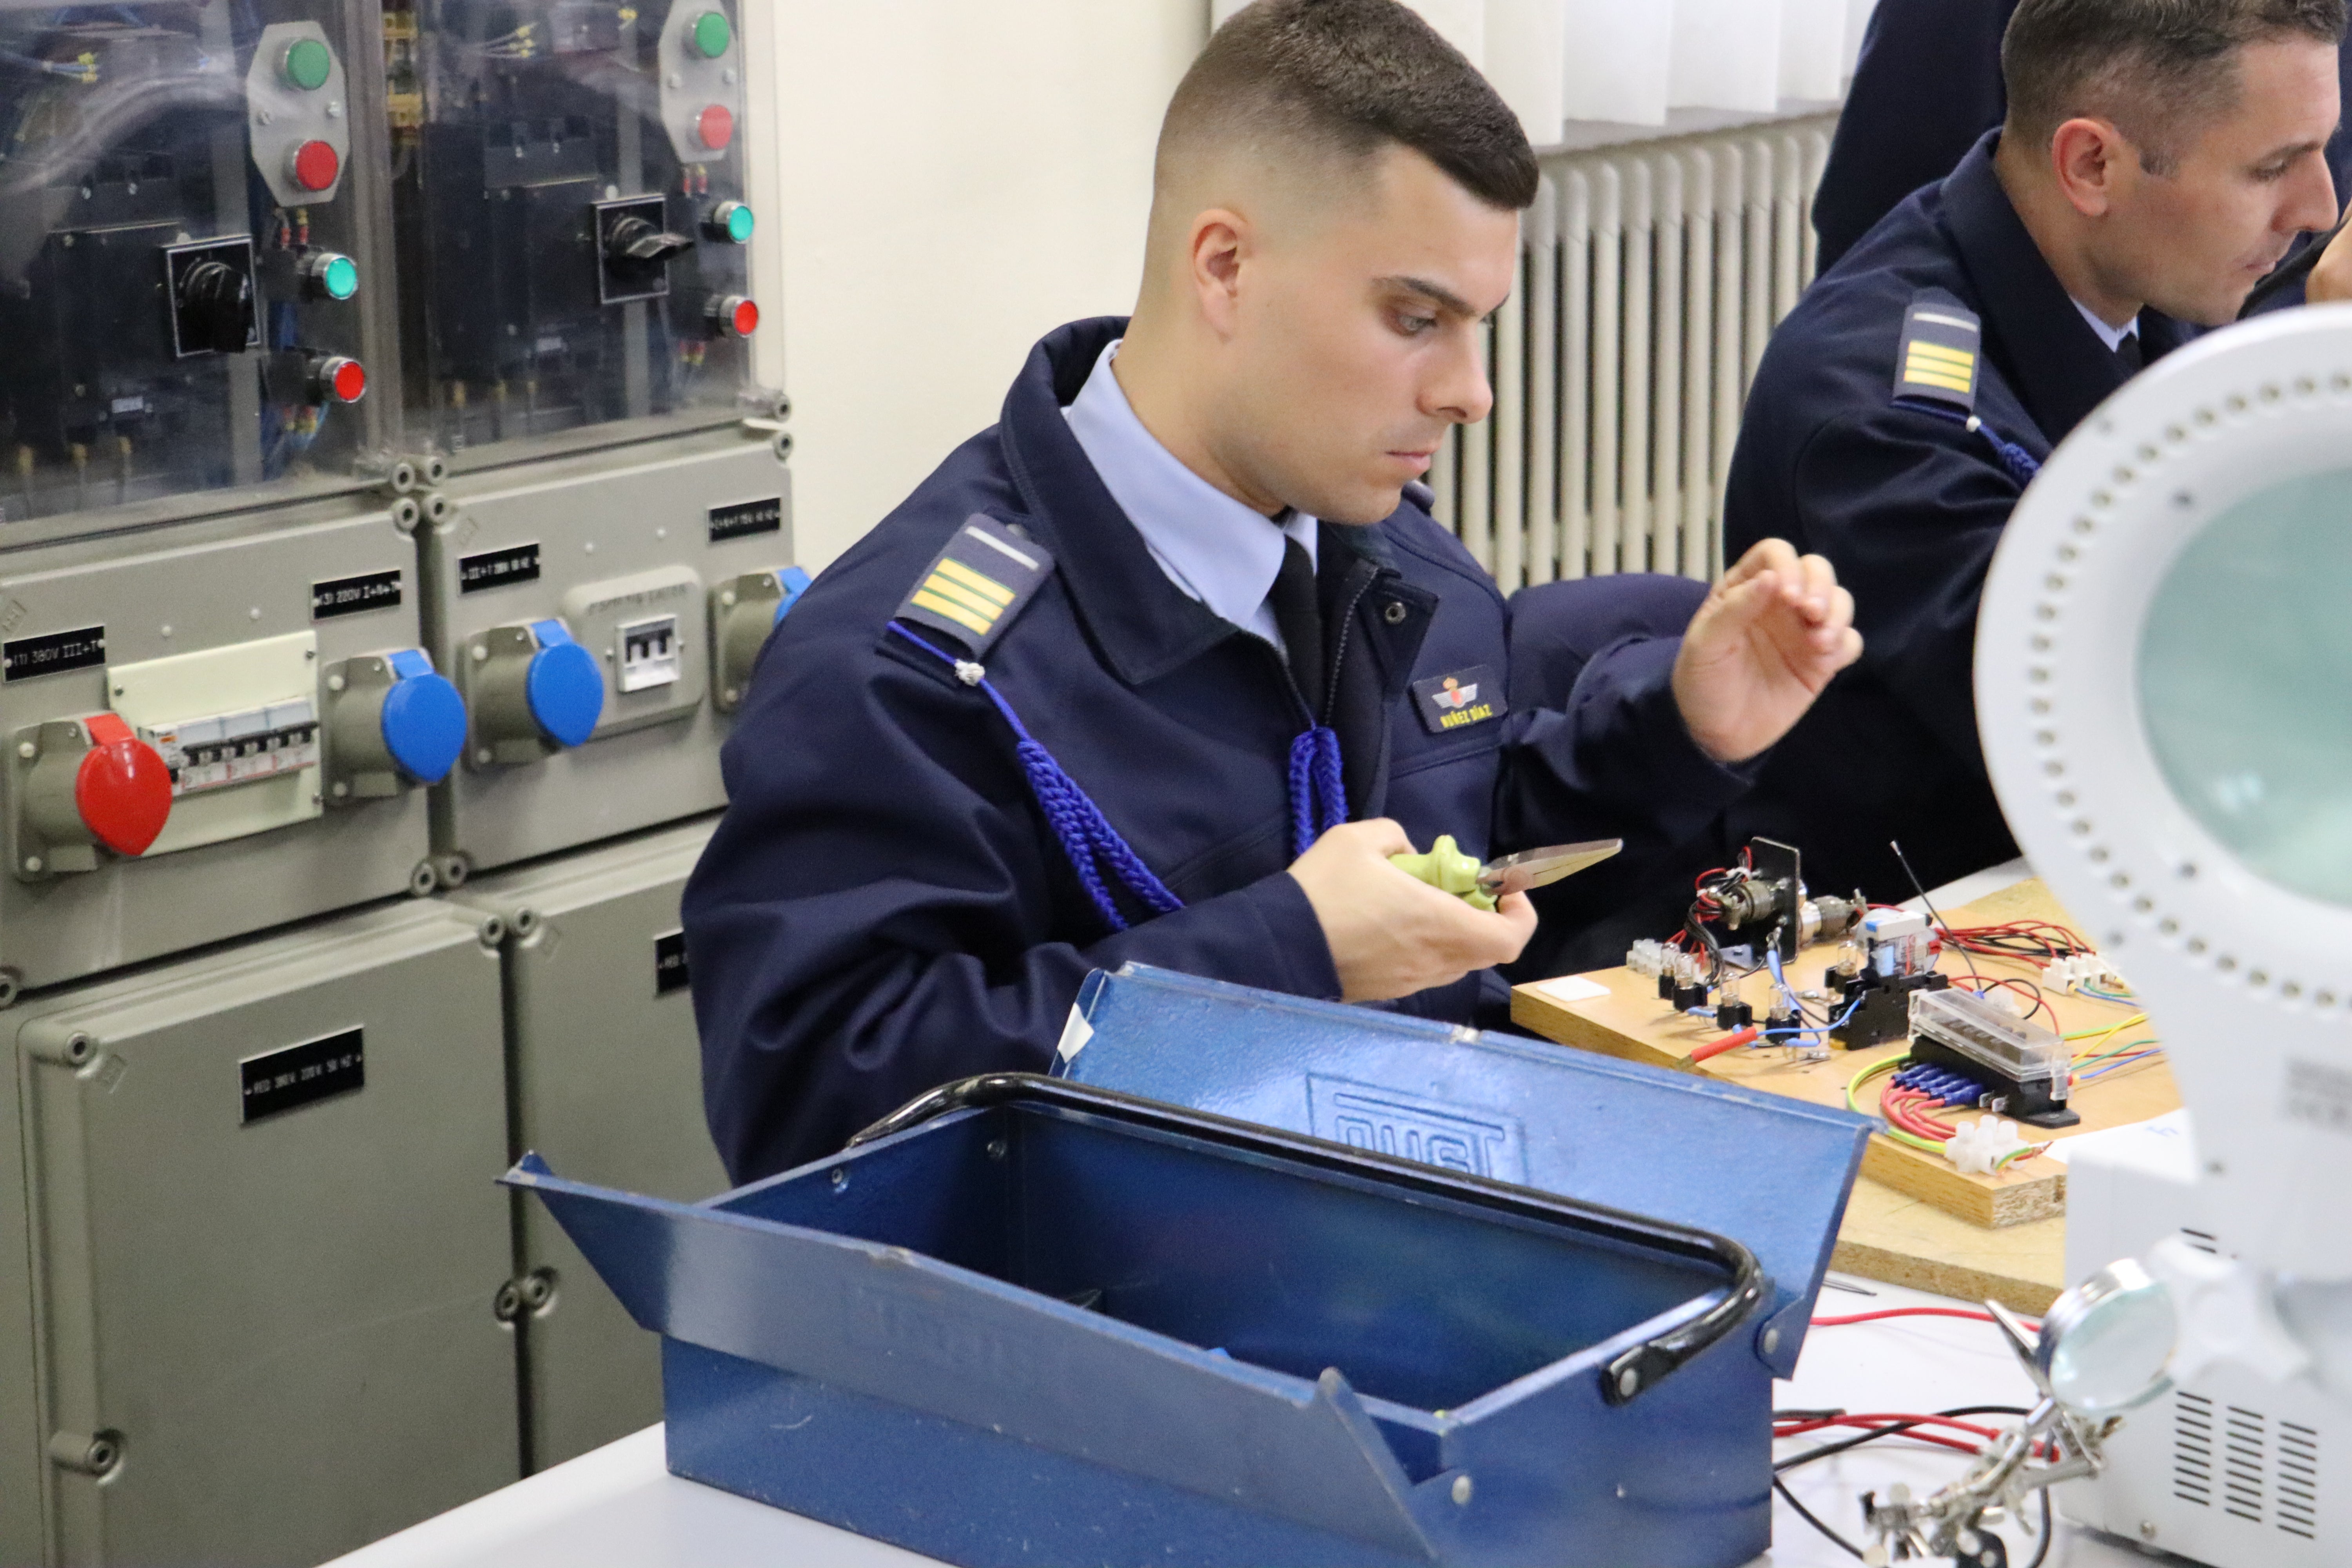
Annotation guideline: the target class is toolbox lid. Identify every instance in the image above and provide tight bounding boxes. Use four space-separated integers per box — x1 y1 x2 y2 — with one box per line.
1058 965 1873 1376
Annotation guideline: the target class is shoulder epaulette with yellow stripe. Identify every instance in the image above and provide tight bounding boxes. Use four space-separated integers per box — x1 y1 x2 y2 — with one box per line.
894 513 1054 657
1893 294 1983 414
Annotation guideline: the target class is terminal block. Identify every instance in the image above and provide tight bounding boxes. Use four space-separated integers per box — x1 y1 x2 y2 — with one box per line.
1907 987 2080 1129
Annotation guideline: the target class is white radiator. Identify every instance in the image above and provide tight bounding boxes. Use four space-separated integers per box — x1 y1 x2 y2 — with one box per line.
1430 115 1838 588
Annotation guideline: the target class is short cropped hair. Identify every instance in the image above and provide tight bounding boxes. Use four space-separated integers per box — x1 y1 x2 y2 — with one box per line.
1159 0 1539 212
2003 0 2348 172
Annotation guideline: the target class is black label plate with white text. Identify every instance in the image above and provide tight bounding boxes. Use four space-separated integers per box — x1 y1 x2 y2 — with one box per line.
709 497 784 543
241 1028 365 1123
655 929 690 995
311 569 404 619
458 542 542 593
2 625 106 683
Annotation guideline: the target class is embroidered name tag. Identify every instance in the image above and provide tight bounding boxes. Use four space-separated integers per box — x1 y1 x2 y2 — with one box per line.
894 514 1054 657
1893 296 1983 413
1412 665 1506 735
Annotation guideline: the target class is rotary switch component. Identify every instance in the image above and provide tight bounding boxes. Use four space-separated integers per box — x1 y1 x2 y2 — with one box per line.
323 649 468 800
711 566 810 713
462 620 606 766
12 714 174 879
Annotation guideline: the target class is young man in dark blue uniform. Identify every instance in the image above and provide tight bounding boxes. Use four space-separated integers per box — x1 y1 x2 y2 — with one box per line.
1816 0 2352 281
684 0 1864 1184
1722 0 2347 906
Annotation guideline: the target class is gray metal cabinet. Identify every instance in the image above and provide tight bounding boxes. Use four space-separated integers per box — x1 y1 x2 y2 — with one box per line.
446 816 728 1470
1 900 520 1565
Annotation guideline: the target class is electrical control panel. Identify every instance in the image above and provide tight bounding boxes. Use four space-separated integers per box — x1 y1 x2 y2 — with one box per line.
0 497 459 996
0 0 395 532
416 422 793 875
394 0 765 456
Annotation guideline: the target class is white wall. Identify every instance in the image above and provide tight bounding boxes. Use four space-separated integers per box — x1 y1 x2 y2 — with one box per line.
743 0 1209 571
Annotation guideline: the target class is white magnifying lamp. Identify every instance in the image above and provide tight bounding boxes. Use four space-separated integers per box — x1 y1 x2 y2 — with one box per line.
1860 307 2352 1561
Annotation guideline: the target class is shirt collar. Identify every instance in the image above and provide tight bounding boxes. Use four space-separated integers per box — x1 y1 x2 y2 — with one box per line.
2070 297 2141 352
1062 339 1316 644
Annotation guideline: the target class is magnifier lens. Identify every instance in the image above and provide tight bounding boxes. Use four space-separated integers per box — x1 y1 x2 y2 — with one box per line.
2041 1263 2177 1416
2141 470 2352 905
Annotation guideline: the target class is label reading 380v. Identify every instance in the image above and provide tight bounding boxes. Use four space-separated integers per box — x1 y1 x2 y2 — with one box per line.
311 569 403 619
2 625 105 683
241 1027 365 1123
457 542 541 593
709 497 784 543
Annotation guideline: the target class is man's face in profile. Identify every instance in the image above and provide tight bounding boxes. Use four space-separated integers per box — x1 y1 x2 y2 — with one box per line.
2105 38 2341 326
1218 145 1521 525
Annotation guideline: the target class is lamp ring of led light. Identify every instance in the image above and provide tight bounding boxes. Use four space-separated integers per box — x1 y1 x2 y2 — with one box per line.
1980 306 2352 1013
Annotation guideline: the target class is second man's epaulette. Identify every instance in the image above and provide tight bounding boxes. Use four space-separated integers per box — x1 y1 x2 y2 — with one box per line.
893 514 1054 657
1893 293 1984 414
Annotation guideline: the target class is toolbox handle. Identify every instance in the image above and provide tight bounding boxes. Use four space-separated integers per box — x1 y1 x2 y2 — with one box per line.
849 1073 1765 1405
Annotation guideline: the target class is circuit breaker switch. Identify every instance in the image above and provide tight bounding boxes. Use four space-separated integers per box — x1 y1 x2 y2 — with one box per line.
617 617 682 693
706 295 759 340
290 139 341 194
13 715 174 878
704 201 755 245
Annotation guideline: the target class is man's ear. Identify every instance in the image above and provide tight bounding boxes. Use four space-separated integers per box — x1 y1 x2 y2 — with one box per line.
1189 208 1250 340
2050 117 2131 217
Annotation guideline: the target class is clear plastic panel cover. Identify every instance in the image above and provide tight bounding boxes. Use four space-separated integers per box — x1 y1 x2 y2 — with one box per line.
2141 468 2352 908
396 0 757 453
0 0 388 523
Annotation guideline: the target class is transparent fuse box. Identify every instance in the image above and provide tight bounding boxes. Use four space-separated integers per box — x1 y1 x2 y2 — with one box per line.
0 0 395 529
1908 987 2072 1099
395 0 762 454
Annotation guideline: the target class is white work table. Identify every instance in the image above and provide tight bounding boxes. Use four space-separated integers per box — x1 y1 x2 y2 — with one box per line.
333 1276 2156 1568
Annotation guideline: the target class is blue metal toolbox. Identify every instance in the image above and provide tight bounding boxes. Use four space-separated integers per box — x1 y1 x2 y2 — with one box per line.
509 967 1873 1568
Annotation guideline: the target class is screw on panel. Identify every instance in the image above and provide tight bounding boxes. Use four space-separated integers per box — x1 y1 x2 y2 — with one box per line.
64 1034 93 1065
477 915 506 948
1616 1367 1640 1398
15 741 33 760
771 431 793 462
436 853 472 888
425 494 452 523
408 861 438 897
829 1168 849 1191
49 1429 123 1477
391 497 421 534
388 459 418 494
2140 1521 2158 1540
1761 1326 1781 1357
22 857 42 875
1450 1474 1473 1505
773 392 793 420
0 969 18 1009
511 907 539 937
985 1138 1007 1161
521 1269 555 1311
492 1281 523 1323
423 455 448 485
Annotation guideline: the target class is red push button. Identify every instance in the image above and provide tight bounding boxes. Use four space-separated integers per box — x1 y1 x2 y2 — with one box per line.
290 139 340 192
327 357 367 403
696 104 734 151
731 298 758 336
705 294 758 339
75 715 171 857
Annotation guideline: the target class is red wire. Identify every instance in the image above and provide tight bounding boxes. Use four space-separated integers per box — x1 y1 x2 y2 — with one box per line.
1771 1419 1987 1458
1810 1307 2042 1331
1690 1027 1760 1062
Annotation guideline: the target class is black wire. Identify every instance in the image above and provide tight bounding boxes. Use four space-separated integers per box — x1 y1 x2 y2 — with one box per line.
1775 1405 2033 1473
2027 1485 2054 1568
1774 1474 1864 1560
1889 839 1947 934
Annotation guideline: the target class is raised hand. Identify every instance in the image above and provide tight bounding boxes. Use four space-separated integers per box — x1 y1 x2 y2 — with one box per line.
1670 539 1863 764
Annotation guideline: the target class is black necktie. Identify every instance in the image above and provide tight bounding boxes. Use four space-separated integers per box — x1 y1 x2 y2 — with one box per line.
1268 535 1324 719
2115 331 2143 376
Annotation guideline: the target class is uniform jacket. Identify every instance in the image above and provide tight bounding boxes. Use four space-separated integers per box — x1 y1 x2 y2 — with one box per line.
688 316 1751 1182
1815 0 2352 275
1722 133 2192 900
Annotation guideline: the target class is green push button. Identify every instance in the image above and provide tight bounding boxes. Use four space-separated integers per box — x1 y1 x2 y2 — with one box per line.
283 36 333 91
319 253 359 300
690 9 731 57
725 203 753 242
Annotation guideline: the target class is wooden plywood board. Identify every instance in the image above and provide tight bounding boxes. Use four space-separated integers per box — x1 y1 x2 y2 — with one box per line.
1831 1178 2066 1316
1511 879 2178 1230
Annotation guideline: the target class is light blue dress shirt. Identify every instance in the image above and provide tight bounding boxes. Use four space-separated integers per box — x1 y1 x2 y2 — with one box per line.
1062 339 1318 650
